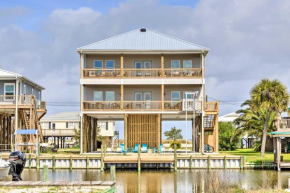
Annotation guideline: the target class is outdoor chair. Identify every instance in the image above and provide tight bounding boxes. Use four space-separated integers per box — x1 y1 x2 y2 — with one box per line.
120 144 127 153
141 144 148 153
133 144 139 153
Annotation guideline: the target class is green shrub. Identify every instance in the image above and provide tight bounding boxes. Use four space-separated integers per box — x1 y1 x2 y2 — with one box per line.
252 140 261 152
219 122 239 151
170 141 181 149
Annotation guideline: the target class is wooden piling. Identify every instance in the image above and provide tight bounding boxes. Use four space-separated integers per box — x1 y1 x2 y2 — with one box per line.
208 156 211 169
101 145 104 172
69 156 73 170
243 156 246 169
28 154 31 169
110 165 116 181
43 165 48 182
224 156 227 169
52 156 56 170
240 156 243 170
86 156 90 169
190 155 193 169
174 144 177 172
288 178 290 189
104 144 107 157
36 156 40 170
138 144 141 172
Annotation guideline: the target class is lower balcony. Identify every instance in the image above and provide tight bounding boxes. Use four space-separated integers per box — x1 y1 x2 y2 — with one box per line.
42 129 76 137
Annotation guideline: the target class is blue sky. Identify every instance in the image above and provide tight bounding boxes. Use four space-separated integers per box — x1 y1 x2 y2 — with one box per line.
1 0 290 140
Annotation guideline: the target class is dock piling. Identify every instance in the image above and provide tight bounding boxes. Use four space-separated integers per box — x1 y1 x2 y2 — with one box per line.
208 156 211 169
86 156 90 169
174 144 177 172
110 165 116 181
52 156 56 170
69 156 73 170
28 154 31 169
101 145 104 172
138 144 141 172
190 155 193 169
224 156 227 169
43 165 48 181
36 156 40 170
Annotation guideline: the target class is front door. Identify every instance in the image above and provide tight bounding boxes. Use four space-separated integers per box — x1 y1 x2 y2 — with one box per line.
144 92 152 109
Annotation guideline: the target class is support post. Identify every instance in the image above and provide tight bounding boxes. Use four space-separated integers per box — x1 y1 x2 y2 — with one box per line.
101 144 104 172
104 144 107 157
121 85 124 110
161 85 164 111
208 156 211 169
29 154 31 169
190 155 193 169
70 156 73 170
224 156 227 169
121 54 124 78
36 156 40 170
157 114 161 153
43 165 48 182
138 144 141 172
161 54 164 78
52 156 56 170
174 144 177 172
110 165 116 181
240 156 243 170
86 156 90 169
124 115 127 151
243 156 246 169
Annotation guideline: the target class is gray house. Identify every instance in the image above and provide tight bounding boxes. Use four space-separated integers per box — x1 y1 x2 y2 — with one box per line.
0 69 46 152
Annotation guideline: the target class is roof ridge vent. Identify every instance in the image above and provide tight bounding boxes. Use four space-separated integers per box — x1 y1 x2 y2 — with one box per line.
140 28 146 32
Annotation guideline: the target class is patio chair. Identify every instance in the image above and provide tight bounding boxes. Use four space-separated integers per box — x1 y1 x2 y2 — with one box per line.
141 144 148 153
120 144 127 153
133 144 139 153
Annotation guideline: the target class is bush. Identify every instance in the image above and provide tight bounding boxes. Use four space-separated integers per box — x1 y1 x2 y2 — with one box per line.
170 141 181 149
219 122 239 151
252 140 261 152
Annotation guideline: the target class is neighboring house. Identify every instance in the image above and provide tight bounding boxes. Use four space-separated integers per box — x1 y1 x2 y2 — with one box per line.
0 69 46 151
78 28 219 153
41 112 116 148
219 113 255 148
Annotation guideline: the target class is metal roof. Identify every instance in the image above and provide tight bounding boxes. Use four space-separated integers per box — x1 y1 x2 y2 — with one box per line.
41 111 80 122
77 28 209 53
0 69 45 90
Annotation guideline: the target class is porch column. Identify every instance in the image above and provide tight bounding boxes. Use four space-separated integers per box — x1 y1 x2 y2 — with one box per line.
124 114 128 150
161 85 164 110
121 54 124 78
121 85 124 110
274 137 277 163
277 137 281 171
161 54 164 78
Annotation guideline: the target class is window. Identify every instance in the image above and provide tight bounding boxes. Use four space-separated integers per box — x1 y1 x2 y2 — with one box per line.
66 122 68 128
106 122 108 130
66 122 74 129
32 88 34 95
183 91 193 99
52 123 56 130
4 83 15 100
38 91 41 101
94 91 103 101
171 60 180 68
144 61 152 68
94 60 103 68
106 61 115 69
106 91 115 101
183 60 192 68
49 122 51 129
171 91 180 101
135 61 142 69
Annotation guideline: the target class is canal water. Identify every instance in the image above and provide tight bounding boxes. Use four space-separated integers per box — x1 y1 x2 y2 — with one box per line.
3 169 290 192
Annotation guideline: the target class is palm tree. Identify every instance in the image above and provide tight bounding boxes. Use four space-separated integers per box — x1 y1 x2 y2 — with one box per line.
250 79 289 157
232 103 277 150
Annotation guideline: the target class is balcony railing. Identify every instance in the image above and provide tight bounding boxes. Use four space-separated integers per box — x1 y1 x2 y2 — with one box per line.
123 69 161 78
83 101 121 110
163 68 202 78
83 68 202 78
42 129 76 137
83 69 121 78
204 102 218 112
0 95 33 105
278 117 290 130
123 101 161 110
82 100 218 112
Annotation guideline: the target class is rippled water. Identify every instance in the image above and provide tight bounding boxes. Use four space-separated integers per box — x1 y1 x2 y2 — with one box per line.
3 169 290 192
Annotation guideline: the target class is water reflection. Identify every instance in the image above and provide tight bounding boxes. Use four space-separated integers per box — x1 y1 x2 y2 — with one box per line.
2 169 290 192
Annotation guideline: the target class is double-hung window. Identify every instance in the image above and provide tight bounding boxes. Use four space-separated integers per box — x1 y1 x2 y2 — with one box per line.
106 61 115 69
171 91 180 101
4 83 15 101
94 91 103 101
171 60 180 76
183 60 193 75
105 91 115 101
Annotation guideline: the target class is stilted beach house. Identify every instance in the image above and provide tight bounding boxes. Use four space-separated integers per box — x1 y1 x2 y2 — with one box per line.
0 69 46 152
78 28 219 153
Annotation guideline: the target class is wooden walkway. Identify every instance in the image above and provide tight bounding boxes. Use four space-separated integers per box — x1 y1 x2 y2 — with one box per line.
0 181 115 187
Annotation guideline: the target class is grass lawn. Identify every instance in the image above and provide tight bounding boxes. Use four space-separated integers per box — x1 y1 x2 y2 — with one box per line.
219 148 290 162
